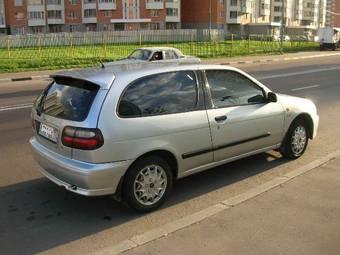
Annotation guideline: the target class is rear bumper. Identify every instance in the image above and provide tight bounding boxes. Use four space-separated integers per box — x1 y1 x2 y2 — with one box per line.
30 137 132 196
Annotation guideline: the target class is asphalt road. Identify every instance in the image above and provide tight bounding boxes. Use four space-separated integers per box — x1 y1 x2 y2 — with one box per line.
0 55 340 255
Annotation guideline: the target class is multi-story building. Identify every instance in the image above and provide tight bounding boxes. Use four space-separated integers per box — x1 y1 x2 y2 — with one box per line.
326 0 340 27
2 0 181 34
181 0 226 29
182 0 326 35
0 0 5 33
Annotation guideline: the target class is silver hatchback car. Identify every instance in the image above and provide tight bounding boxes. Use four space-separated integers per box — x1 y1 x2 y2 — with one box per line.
30 63 319 212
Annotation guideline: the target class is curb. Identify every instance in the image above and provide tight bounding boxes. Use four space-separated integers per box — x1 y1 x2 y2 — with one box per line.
91 149 340 255
219 52 340 66
0 74 50 84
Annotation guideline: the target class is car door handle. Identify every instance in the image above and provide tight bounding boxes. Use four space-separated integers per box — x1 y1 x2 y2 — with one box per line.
215 115 227 122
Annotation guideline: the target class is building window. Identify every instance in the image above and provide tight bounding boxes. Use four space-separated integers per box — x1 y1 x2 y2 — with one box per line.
84 9 96 17
99 0 115 3
14 0 23 6
47 10 62 19
47 0 61 4
31 26 43 34
274 6 282 12
102 10 111 17
166 8 178 17
69 11 77 19
274 16 281 22
84 0 96 4
230 11 238 19
15 12 25 20
219 0 224 4
28 0 44 5
151 10 160 17
69 0 77 4
29 11 44 19
150 22 160 29
230 0 237 7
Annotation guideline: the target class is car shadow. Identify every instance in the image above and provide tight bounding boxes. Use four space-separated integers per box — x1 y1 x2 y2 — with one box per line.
0 151 289 254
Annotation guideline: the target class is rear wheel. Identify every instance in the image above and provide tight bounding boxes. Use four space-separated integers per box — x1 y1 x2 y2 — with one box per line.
123 156 173 212
282 120 309 159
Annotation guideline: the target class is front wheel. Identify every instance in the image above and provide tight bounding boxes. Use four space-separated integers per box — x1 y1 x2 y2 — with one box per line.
123 156 173 212
282 120 309 159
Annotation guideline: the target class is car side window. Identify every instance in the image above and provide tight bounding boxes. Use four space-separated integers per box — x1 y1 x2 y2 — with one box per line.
205 70 266 108
150 51 163 61
118 71 198 118
165 50 177 59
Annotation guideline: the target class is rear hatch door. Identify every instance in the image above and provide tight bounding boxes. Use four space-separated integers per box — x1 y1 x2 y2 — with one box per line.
32 76 106 158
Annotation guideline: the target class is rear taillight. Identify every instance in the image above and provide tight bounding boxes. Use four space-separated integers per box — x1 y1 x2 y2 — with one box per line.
62 126 104 150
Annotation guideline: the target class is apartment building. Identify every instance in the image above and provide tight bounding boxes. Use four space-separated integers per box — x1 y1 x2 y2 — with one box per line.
181 0 226 29
2 0 181 34
0 0 5 33
326 0 340 27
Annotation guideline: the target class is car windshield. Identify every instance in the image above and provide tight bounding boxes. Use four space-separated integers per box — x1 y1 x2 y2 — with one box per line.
128 49 152 60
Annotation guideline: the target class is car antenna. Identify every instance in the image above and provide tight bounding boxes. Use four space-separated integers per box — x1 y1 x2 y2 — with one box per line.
99 59 105 69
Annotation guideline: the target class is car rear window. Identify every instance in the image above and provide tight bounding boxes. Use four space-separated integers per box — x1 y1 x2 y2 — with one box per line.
36 77 99 121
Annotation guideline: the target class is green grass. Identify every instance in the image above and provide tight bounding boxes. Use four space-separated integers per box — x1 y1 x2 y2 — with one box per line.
0 40 318 72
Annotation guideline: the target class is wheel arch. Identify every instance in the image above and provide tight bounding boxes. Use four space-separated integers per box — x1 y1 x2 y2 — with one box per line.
113 149 179 201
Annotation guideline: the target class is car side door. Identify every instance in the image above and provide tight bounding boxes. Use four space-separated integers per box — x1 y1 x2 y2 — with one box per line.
204 69 285 162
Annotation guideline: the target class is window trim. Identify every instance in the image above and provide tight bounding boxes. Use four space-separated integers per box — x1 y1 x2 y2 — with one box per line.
203 69 267 109
116 70 202 119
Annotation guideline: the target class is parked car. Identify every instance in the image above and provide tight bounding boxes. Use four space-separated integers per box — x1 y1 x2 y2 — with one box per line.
30 63 319 212
106 47 201 65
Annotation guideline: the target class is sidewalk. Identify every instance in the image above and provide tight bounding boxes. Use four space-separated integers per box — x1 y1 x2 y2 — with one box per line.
1 51 340 82
122 156 340 255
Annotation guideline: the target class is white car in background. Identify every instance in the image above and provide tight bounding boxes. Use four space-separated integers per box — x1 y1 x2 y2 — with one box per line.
106 47 201 65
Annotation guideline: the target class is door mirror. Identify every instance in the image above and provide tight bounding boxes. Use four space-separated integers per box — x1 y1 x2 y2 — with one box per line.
267 92 277 103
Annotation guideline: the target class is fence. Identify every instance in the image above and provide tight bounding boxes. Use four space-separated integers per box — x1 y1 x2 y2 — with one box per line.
0 29 318 72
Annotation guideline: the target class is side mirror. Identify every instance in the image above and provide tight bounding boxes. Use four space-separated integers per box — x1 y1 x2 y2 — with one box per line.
267 92 277 103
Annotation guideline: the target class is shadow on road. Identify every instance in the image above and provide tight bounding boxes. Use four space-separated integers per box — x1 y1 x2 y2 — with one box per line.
0 151 289 254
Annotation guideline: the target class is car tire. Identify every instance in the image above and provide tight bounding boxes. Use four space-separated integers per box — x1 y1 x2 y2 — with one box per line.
282 120 309 159
123 156 173 213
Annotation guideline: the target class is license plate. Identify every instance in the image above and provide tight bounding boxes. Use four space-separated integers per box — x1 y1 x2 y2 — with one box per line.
39 123 58 143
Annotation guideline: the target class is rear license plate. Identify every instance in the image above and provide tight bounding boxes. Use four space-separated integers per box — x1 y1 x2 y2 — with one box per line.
39 123 58 143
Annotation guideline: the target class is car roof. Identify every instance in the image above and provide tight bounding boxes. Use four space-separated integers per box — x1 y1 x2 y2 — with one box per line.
51 63 240 90
137 47 184 56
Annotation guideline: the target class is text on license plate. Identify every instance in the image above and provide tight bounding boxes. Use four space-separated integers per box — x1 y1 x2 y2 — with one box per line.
39 123 58 143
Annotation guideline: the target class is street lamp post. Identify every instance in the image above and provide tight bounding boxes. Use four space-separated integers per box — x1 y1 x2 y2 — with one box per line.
280 0 285 53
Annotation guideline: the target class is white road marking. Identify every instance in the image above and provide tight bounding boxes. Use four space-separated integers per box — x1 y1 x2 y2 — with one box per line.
291 85 320 91
257 66 340 80
0 103 33 112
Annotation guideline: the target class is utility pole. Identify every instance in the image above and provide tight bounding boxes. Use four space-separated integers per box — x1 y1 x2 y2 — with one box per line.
280 0 285 53
209 0 212 41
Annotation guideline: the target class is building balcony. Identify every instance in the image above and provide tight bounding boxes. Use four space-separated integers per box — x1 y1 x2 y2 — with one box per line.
260 8 270 16
98 2 116 10
47 4 63 10
83 17 97 23
83 3 96 9
227 17 241 24
165 16 180 22
229 5 241 12
28 19 46 26
241 1 252 14
47 18 64 24
165 1 179 8
146 1 164 9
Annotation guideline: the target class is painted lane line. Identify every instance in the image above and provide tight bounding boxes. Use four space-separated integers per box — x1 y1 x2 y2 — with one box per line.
291 85 320 91
0 103 33 112
257 66 340 80
91 149 340 255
